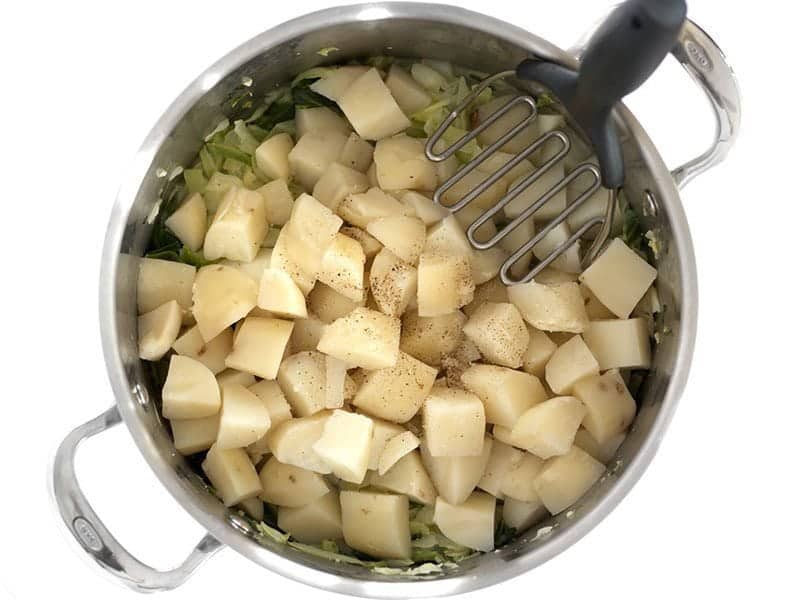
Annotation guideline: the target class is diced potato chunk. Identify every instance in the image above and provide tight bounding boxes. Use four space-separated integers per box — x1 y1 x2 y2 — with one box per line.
463 278 509 317
310 66 370 101
368 450 436 505
338 133 374 172
138 300 182 360
240 497 264 521
203 172 243 212
385 65 432 114
582 318 652 370
216 369 256 388
545 335 600 394
201 444 262 506
532 222 581 274
461 364 547 427
478 440 524 498
499 216 536 279
367 419 405 470
471 247 508 286
165 192 207 251
323 355 347 410
501 452 545 501
370 248 418 317
268 413 331 474
441 167 509 210
255 132 293 180
417 252 474 317
221 248 273 285
216 383 272 449
367 216 426 265
296 106 351 138
462 302 529 368
341 226 382 259
536 267 578 284
410 62 447 90
508 281 589 333
312 163 369 212
424 215 472 257
579 238 657 318
420 436 493 504
400 310 466 366
287 314 326 353
505 165 568 222
204 186 268 262
533 446 605 514
257 268 307 319
137 258 195 313
337 187 410 229
271 227 317 295
574 427 625 464
521 327 557 378
423 388 486 457
340 491 411 559
246 380 293 457
491 424 516 448
317 307 400 370
285 193 344 264
476 95 538 153
312 410 374 483
434 492 495 552
278 491 342 543
276 351 327 417
317 233 366 302
378 431 420 475
573 369 636 445
374 135 437 192
400 190 449 226
288 131 348 190
475 151 535 188
511 397 586 459
337 69 411 141
162 355 221 419
224 316 294 380
259 456 329 507
171 415 219 455
503 497 548 532
192 265 257 341
256 179 294 226
307 283 363 323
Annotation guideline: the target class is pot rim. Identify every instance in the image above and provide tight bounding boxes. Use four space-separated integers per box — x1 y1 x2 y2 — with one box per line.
98 3 698 597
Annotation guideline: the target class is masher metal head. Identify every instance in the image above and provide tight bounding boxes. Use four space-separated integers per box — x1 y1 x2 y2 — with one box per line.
425 0 688 285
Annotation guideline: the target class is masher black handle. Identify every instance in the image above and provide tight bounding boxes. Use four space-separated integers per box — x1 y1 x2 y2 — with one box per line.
517 0 687 188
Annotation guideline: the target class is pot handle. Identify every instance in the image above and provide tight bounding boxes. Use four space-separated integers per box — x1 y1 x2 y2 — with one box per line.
52 406 223 592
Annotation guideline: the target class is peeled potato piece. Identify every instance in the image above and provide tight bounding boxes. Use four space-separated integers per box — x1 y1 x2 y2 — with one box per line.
420 436 493 505
417 252 475 317
370 248 418 317
310 66 370 101
288 132 349 190
216 369 256 388
461 364 547 427
312 409 374 483
204 186 268 262
171 415 219 455
138 300 182 360
216 383 272 450
385 65 432 114
296 106 351 138
337 68 411 141
317 307 401 370
582 318 652 370
503 497 548 532
224 317 294 380
268 412 332 474
573 370 637 445
463 277 509 317
278 491 342 543
462 302 529 368
324 355 348 410
277 351 327 417
373 135 437 192
308 282 363 323
258 268 308 319
477 439 524 498
574 427 625 464
424 215 473 257
255 132 293 180
368 450 436 505
240 497 265 521
533 446 605 514
312 162 369 211
434 492 496 552
521 327 557 378
162 355 221 419
508 281 589 334
337 187 411 229
400 310 466 366
271 227 317 295
317 233 366 302
423 388 486 457
400 191 449 226
201 444 262 506
341 226 382 259
511 397 586 459
246 380 293 458
288 314 326 353
366 216 426 265
339 133 374 172
501 452 545 502
259 456 330 507
256 179 294 226
366 419 405 470
192 265 257 342
545 335 600 395
165 192 207 251
378 431 420 475
340 491 411 559
137 258 195 314
203 172 243 212
220 248 273 285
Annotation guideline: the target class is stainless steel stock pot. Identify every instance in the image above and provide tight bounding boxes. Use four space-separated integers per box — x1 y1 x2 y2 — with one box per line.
52 3 740 596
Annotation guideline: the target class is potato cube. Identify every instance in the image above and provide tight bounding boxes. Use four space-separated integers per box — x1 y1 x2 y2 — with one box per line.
259 456 329 507
582 318 652 370
138 300 182 360
423 387 486 457
170 415 219 455
321 355 346 410
278 491 342 543
162 355 220 419
312 163 369 211
366 216 426 265
424 215 473 257
521 327 557 378
216 383 272 449
317 307 400 370
341 491 411 558
289 131 349 190
307 283 363 323
499 216 536 279
310 65 370 101
201 444 262 506
417 252 474 317
192 265 257 341
374 135 437 192
337 187 410 229
353 351 437 423
224 317 293 380
254 132 293 180
275 351 327 417
579 238 657 318
203 172 243 212
533 446 605 514
461 364 547 427
471 247 509 286
504 165 568 222
165 192 207 251
317 233 366 302
268 413 331 473
434 492 495 552
400 191 449 226
535 267 578 285
463 278 509 317
476 95 538 154
385 65 432 114
216 369 256 388
221 247 273 285
503 497 548 532
286 193 343 263
501 452 545 501
204 186 268 262
137 258 195 313
341 226 382 259
545 335 600 394
532 221 581 274
256 268 307 319
337 68 411 141
256 179 294 226
491 424 516 448
296 106 351 138
377 431 420 475
410 62 448 90
338 133 374 172
284 315 323 354
312 410 374 483
511 396 586 459
270 227 317 295
400 310 466 366
420 435 493 504
370 248 418 317
508 281 589 333
574 427 625 464
462 302 529 368
441 167 508 211
367 419 406 470
246 380 293 457
474 151 535 188
477 440 524 498
573 369 637 445
368 450 436 505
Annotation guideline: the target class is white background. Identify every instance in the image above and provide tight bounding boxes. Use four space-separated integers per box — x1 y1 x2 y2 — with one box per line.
0 0 797 598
